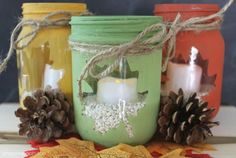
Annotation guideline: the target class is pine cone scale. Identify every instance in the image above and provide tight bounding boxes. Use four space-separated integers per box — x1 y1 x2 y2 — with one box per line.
158 116 169 127
23 96 37 111
173 127 182 144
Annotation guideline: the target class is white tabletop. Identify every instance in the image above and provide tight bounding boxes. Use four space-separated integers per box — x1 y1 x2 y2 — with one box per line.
0 103 236 158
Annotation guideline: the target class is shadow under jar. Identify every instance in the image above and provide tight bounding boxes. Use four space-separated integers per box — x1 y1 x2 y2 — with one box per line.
70 16 163 147
17 3 87 107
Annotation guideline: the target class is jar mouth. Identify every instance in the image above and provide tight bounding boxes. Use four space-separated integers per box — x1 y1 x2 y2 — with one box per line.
22 3 87 14
70 16 161 25
70 16 162 45
154 4 220 13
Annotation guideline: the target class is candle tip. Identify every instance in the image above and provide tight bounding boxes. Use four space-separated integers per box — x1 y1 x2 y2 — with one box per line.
190 47 199 65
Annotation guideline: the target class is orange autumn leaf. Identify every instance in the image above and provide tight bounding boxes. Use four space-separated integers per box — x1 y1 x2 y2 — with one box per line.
30 137 216 158
147 142 170 155
56 137 96 152
191 143 216 151
98 147 131 158
31 145 78 158
160 148 188 158
31 138 97 158
116 144 153 158
146 142 216 155
56 138 97 157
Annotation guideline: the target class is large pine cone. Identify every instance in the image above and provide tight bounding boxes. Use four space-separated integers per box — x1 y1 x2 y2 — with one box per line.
15 87 75 143
158 89 219 145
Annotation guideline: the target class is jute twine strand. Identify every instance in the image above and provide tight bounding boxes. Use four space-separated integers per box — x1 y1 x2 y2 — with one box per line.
69 0 234 99
0 10 93 73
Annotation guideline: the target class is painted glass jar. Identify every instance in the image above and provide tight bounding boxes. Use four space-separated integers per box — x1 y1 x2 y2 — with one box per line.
154 4 225 116
70 16 162 147
17 3 87 106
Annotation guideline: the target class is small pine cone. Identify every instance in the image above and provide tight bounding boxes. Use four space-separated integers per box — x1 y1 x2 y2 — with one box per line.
15 87 75 143
157 89 219 145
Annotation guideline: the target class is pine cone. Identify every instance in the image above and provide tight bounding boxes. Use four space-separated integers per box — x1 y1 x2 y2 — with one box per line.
157 89 219 145
15 87 75 143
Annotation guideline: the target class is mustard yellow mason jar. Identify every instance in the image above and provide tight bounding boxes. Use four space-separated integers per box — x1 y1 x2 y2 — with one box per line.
17 3 87 106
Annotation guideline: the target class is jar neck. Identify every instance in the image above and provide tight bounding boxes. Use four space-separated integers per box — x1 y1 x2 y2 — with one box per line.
70 16 163 45
22 12 81 20
154 4 220 21
22 3 87 20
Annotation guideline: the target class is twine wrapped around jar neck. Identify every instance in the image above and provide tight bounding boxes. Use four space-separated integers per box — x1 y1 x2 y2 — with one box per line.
68 0 234 100
0 10 93 74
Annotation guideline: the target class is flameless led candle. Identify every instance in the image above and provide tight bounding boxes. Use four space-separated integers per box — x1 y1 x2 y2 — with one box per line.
43 64 64 89
166 47 203 96
97 77 138 104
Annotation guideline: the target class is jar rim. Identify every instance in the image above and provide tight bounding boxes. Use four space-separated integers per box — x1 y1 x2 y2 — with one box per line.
22 3 87 14
69 16 162 45
154 4 220 13
70 16 162 24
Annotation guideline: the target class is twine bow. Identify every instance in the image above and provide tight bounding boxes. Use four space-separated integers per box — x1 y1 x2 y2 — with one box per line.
0 10 92 73
71 0 234 99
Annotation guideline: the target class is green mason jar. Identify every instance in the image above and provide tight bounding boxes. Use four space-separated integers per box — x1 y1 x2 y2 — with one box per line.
70 16 162 147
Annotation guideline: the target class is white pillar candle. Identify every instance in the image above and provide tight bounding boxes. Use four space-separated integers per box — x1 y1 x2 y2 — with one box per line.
97 77 138 104
43 64 64 89
165 47 203 96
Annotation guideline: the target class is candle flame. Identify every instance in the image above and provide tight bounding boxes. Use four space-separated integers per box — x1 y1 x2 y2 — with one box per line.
115 79 121 84
190 47 199 65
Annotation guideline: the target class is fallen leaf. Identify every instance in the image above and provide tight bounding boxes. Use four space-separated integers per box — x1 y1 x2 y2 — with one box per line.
160 148 187 158
191 143 216 151
151 151 162 158
116 144 152 158
98 147 131 158
146 142 171 155
56 137 96 157
31 145 78 158
185 150 213 158
146 142 215 155
146 142 189 155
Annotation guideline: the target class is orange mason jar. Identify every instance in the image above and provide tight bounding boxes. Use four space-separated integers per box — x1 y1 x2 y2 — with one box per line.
154 4 225 117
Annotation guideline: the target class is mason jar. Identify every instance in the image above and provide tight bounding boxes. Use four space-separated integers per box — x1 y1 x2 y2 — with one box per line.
70 16 163 147
17 3 87 106
155 4 225 116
